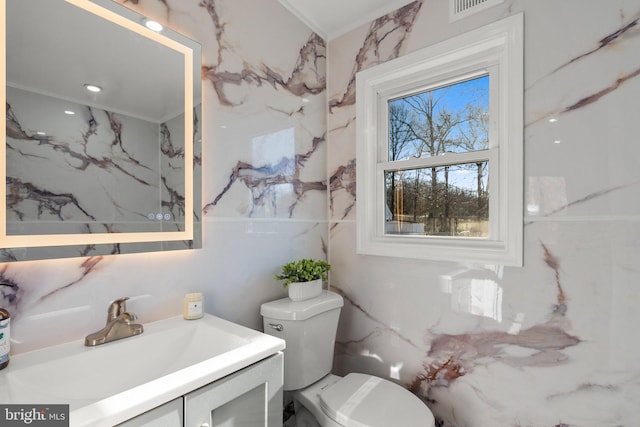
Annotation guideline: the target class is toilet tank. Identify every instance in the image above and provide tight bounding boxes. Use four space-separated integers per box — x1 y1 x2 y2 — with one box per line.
260 290 344 391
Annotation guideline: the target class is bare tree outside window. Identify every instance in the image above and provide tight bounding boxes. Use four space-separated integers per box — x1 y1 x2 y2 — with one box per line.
385 75 490 237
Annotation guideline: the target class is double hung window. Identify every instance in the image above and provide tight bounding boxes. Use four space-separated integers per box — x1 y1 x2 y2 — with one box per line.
356 14 523 265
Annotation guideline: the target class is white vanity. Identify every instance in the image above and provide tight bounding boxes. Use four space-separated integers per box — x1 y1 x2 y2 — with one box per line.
0 315 285 427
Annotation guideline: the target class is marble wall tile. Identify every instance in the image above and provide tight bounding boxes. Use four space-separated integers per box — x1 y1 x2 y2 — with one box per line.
8 219 326 354
330 220 640 426
2 0 327 358
119 0 327 221
328 0 640 425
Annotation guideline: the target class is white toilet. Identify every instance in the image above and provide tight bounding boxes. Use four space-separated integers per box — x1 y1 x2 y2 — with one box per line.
261 290 435 427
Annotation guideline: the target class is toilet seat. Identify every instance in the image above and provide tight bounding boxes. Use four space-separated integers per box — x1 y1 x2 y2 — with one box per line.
319 373 435 427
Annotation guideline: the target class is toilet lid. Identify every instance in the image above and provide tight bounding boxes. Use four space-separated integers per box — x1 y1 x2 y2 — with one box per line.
319 373 435 427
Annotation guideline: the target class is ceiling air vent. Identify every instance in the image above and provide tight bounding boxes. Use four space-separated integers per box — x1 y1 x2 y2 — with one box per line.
449 0 505 22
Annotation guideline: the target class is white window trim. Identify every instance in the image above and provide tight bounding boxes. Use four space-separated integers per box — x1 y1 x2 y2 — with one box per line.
356 14 523 266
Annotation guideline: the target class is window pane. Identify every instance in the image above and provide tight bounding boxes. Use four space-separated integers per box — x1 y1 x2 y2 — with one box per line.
384 162 489 237
388 75 489 161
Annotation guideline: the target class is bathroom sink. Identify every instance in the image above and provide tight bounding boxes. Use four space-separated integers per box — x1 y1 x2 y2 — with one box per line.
0 314 285 426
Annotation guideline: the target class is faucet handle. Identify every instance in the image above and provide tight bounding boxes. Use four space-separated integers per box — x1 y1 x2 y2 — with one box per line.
107 297 129 322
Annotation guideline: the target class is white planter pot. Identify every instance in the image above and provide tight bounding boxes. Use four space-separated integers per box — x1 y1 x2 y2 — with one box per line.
287 279 323 301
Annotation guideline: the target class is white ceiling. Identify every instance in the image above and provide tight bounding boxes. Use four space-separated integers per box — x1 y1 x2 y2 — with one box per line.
277 0 417 40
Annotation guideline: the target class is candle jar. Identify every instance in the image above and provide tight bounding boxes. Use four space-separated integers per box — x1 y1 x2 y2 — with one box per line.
183 293 204 320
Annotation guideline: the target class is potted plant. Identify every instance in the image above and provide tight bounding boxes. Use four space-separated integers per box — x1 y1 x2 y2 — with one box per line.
274 258 331 301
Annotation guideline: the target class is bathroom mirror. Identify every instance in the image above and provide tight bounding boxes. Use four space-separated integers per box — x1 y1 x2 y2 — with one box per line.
1 0 202 262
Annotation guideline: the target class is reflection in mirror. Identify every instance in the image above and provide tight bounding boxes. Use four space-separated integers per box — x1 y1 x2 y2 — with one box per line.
1 0 202 262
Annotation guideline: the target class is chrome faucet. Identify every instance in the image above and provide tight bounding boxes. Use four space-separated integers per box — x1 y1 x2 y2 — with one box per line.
84 297 144 346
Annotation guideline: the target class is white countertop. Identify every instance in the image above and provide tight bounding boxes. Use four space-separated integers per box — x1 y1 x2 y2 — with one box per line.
0 314 285 426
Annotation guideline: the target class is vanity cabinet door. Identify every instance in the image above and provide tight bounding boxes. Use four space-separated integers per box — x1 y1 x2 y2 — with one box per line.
117 397 183 427
184 352 283 427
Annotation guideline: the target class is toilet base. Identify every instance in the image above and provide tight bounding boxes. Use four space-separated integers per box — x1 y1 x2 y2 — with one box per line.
292 402 320 427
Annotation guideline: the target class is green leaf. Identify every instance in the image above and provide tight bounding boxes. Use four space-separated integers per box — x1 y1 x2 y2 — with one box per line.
274 258 331 288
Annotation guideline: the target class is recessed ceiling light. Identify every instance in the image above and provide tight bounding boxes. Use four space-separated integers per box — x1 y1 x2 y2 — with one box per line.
145 20 163 32
553 140 561 144
548 118 558 123
36 131 46 135
84 84 102 93
64 110 75 115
